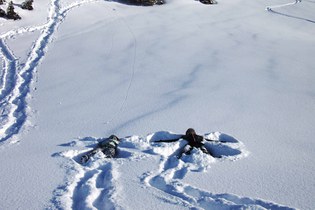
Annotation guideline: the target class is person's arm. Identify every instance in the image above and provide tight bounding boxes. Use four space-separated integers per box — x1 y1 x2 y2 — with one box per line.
204 138 227 143
204 138 215 141
98 138 110 147
154 136 183 143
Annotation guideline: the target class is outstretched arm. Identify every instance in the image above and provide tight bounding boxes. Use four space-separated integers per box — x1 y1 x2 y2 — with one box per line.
154 137 182 143
204 138 227 143
204 138 216 141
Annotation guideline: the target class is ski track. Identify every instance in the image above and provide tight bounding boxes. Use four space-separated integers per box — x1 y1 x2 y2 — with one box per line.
52 132 296 209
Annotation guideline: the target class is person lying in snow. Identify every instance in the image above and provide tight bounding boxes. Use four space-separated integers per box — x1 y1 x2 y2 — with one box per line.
154 128 216 159
80 135 120 163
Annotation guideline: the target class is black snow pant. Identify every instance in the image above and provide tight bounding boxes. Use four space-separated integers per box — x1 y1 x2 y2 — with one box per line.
177 144 211 159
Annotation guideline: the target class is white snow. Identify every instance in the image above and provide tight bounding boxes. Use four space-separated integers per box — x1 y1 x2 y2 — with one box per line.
1 0 315 209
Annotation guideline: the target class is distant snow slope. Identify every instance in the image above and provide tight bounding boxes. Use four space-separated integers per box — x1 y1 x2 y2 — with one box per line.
1 0 315 209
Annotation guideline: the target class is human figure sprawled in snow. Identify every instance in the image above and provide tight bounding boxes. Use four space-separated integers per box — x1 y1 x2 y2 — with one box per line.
154 128 215 159
80 135 120 164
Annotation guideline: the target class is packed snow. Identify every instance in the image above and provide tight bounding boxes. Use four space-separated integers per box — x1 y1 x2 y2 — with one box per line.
1 0 315 209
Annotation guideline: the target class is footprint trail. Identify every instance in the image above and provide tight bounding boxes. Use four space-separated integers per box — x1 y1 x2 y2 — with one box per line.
0 0 107 144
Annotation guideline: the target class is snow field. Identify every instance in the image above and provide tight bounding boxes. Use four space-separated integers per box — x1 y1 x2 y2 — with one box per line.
0 0 315 209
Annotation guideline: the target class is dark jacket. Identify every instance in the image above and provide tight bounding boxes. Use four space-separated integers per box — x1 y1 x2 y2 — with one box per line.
182 134 205 148
98 138 120 149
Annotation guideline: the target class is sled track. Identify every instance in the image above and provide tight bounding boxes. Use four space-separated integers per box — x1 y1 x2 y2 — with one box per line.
52 132 296 209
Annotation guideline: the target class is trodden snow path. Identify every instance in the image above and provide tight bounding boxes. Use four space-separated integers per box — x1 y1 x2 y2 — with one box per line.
51 135 151 209
0 0 116 144
0 0 63 144
51 131 295 209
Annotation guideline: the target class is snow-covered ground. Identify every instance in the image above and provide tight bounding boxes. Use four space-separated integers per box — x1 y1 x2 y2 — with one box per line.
1 0 315 209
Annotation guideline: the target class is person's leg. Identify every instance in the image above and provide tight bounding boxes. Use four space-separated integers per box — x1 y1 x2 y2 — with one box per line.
88 148 102 156
184 144 193 155
81 148 102 163
200 145 213 156
102 147 116 158
177 144 193 159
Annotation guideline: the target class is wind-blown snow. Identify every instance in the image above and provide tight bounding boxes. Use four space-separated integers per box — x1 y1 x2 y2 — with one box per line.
1 0 315 209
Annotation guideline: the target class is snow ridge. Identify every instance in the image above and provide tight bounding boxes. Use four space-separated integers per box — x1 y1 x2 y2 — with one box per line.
51 132 295 209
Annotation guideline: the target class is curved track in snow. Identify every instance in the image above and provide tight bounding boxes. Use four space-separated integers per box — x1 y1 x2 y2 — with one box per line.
51 135 147 209
0 0 121 144
0 1 301 209
0 0 63 143
266 0 302 11
52 132 295 209
266 0 315 23
0 0 137 145
143 132 294 210
0 0 64 143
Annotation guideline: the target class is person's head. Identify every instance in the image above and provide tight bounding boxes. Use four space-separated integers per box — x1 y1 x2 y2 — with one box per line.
185 128 196 137
109 135 120 141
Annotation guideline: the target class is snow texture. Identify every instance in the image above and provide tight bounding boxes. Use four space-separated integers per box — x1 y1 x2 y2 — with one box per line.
51 132 293 210
1 0 315 209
